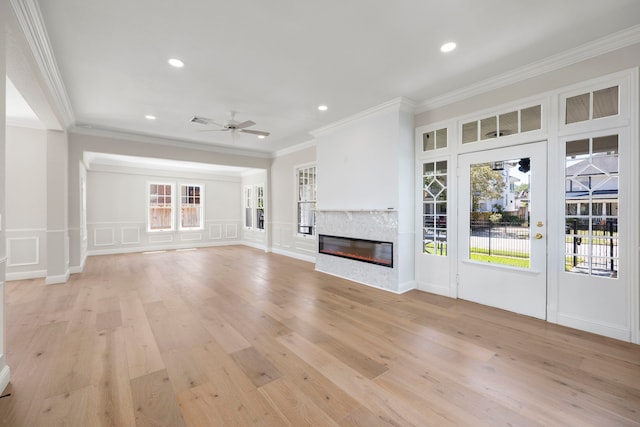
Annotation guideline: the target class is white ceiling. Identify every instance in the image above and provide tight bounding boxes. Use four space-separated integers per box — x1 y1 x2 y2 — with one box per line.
9 1 640 155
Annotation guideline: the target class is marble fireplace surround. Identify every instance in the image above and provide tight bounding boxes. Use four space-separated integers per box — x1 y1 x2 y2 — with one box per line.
315 210 400 292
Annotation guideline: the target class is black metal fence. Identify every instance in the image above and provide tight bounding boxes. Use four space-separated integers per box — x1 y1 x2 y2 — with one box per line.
469 221 530 258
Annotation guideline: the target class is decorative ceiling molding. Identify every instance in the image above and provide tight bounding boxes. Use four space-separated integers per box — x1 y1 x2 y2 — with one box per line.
416 24 640 113
273 139 316 158
310 97 417 137
9 0 75 127
70 125 274 159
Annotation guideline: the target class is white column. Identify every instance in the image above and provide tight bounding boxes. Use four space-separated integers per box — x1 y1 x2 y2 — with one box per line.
0 0 13 392
46 129 70 284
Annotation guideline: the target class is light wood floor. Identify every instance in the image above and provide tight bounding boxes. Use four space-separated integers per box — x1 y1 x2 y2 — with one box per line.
0 246 639 426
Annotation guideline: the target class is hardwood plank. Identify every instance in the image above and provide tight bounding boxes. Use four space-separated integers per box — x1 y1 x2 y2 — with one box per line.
130 369 186 427
87 328 136 427
35 385 90 426
230 346 283 388
120 297 166 380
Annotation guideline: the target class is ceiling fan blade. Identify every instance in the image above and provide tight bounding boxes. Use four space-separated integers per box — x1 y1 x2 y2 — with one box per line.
198 128 230 132
240 129 270 137
235 120 256 129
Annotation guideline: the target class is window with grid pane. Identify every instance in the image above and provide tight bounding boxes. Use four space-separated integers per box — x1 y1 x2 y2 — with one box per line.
148 183 173 231
564 135 619 277
423 160 447 255
256 185 265 230
297 166 316 236
180 184 203 229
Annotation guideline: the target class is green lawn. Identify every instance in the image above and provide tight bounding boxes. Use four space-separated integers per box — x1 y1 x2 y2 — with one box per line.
470 253 530 268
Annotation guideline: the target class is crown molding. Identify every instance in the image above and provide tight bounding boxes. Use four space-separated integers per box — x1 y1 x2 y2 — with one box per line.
70 124 274 159
10 0 74 126
273 139 316 158
416 24 640 113
310 97 417 137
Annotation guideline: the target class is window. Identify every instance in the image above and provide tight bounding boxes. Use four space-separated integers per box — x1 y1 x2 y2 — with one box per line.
256 185 265 230
244 186 253 228
422 161 447 255
148 183 174 231
297 165 316 236
180 184 203 229
422 127 447 152
565 86 619 124
462 104 542 144
565 135 619 277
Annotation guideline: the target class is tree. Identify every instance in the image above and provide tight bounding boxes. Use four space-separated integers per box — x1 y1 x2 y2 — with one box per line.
470 163 506 212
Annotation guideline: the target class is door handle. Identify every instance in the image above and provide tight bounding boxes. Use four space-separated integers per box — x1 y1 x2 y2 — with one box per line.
535 233 543 239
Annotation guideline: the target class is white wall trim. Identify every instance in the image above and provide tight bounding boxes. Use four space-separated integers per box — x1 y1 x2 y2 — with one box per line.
314 268 409 295
416 25 640 113
121 227 141 245
0 364 11 394
209 224 222 240
180 233 202 242
87 240 242 256
6 236 40 266
225 224 238 239
93 227 115 246
46 270 69 285
310 97 417 137
273 139 316 158
557 313 631 342
9 0 74 126
241 241 268 252
270 247 316 263
5 269 47 281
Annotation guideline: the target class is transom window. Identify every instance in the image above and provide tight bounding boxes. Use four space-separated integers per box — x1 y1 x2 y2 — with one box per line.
422 127 448 152
462 105 542 144
565 86 619 124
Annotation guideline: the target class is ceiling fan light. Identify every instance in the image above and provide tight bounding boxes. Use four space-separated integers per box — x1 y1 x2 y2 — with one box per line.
145 114 156 120
318 105 328 111
258 135 265 139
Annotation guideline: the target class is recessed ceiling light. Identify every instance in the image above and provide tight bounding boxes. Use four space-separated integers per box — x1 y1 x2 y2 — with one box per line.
145 115 156 120
318 105 328 111
168 58 184 68
440 42 456 53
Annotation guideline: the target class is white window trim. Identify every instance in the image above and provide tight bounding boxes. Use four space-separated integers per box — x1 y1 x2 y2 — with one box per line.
178 183 204 231
147 181 175 233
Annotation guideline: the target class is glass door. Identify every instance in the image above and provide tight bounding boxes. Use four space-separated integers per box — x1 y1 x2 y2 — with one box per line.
457 141 547 319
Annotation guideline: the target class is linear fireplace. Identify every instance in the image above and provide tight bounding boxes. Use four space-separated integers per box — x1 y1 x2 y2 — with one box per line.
318 234 393 268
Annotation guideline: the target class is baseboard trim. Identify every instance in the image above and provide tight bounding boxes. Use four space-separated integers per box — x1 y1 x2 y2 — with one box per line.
557 313 631 342
45 270 70 285
270 247 316 263
241 241 268 252
415 281 454 298
5 269 47 281
0 364 10 394
87 241 242 256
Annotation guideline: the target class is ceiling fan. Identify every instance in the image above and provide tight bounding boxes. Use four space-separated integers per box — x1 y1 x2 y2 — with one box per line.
190 111 270 138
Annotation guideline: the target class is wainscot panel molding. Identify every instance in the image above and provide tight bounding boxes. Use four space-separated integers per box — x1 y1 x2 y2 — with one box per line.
7 236 40 266
93 227 115 246
209 224 222 239
121 227 141 245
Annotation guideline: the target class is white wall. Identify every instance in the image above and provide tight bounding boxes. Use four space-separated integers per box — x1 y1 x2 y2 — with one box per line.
269 144 317 261
5 126 47 280
86 166 243 254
